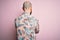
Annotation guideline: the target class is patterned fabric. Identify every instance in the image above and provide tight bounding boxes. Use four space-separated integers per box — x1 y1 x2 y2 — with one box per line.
15 12 39 40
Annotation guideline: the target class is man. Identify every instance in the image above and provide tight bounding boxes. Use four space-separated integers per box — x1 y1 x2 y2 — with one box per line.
15 1 39 40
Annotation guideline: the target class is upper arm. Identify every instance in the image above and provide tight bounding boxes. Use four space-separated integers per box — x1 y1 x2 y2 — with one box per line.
15 18 21 28
15 19 17 28
35 20 39 34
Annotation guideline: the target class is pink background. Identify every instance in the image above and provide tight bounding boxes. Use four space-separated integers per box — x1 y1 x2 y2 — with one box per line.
0 0 60 40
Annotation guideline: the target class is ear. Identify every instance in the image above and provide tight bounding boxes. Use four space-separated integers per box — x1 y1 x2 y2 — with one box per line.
22 7 24 10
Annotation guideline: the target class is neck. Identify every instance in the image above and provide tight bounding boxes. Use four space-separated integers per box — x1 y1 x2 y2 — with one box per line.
25 10 30 15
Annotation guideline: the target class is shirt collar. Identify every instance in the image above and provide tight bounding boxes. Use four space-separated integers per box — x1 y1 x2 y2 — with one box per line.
23 12 30 16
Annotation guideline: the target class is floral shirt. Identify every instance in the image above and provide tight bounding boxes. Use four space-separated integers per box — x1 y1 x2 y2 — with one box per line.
15 12 39 40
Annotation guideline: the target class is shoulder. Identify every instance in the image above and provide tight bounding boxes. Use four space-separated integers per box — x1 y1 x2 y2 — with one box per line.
15 13 25 21
30 16 38 22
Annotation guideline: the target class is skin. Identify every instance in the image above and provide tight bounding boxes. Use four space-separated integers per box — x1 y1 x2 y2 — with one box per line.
23 6 32 15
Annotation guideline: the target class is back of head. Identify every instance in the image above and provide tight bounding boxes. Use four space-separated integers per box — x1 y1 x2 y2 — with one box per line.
23 1 32 11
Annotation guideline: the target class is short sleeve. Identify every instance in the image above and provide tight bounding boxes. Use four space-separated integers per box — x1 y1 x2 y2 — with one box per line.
34 20 39 34
30 16 39 27
15 18 24 28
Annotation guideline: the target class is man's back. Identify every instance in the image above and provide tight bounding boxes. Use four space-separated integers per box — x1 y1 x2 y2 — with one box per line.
15 12 39 40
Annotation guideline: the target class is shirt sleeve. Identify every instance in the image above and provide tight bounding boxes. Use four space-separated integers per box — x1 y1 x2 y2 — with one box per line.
31 17 39 33
31 16 39 27
15 17 24 28
35 20 39 34
15 18 19 28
